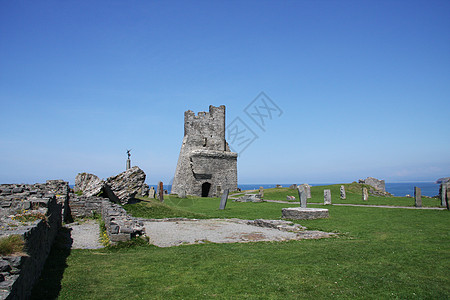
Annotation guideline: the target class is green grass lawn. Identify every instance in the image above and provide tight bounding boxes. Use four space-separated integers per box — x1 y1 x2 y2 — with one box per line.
32 194 450 299
250 183 443 207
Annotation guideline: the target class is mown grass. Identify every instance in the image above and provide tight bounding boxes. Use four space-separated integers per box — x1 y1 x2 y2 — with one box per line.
46 203 450 299
125 195 299 220
253 183 442 207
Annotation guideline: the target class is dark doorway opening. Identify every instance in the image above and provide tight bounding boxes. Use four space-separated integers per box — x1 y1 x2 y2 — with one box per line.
202 182 211 197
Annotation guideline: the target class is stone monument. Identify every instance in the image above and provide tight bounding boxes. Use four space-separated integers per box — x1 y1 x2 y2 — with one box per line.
362 187 369 201
297 185 307 208
126 149 131 170
324 189 331 205
340 185 346 199
219 189 229 210
414 186 422 207
149 186 155 199
302 184 312 199
157 181 164 202
439 181 449 207
282 186 329 220
171 105 238 197
259 186 264 199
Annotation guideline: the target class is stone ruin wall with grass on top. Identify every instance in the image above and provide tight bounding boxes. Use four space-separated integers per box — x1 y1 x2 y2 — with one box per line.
0 182 62 300
0 178 146 299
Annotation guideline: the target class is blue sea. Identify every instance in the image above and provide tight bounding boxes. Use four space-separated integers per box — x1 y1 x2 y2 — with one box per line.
151 182 440 197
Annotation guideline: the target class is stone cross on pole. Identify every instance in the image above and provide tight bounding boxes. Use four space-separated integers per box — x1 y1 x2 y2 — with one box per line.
126 149 131 170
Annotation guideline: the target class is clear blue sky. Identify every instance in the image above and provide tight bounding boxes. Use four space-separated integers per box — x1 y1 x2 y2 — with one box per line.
1 0 449 185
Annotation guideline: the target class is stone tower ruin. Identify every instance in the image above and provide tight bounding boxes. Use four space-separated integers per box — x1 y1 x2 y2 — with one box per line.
171 105 238 197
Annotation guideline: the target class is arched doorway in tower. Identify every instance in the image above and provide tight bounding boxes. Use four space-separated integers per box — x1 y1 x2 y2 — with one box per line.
201 182 211 197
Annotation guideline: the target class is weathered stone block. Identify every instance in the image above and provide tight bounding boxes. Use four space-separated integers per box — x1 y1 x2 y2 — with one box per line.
282 208 329 220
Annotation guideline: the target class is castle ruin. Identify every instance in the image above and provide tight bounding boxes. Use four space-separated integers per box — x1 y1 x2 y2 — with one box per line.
171 105 238 197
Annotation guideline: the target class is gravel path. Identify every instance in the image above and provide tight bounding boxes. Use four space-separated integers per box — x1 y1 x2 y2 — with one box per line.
144 219 333 247
65 220 104 249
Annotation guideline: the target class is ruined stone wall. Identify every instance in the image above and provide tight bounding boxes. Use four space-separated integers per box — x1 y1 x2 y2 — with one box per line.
68 195 103 219
360 177 386 192
0 185 62 300
101 201 144 243
172 105 238 197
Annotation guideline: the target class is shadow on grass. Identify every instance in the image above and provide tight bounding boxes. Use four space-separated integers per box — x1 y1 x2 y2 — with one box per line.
30 227 73 300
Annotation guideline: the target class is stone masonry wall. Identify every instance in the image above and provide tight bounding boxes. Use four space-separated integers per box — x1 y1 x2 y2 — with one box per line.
0 184 62 300
67 195 103 220
101 201 145 243
172 105 238 197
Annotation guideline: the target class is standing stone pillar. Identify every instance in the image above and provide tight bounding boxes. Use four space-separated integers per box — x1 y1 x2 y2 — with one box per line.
362 187 368 201
340 185 346 200
157 181 164 203
149 186 155 199
219 189 229 210
440 183 447 207
446 187 450 210
297 185 307 208
259 186 264 199
324 189 331 205
414 187 422 207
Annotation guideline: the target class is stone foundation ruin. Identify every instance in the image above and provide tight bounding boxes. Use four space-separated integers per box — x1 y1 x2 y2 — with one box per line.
171 105 238 197
0 172 147 299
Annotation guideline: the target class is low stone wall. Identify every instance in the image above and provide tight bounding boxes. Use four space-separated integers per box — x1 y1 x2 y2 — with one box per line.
67 195 103 219
101 201 145 243
0 180 148 298
0 189 62 300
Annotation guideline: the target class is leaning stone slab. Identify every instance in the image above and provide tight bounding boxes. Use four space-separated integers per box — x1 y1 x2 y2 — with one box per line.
105 166 146 205
74 173 105 197
282 207 329 220
219 189 229 210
